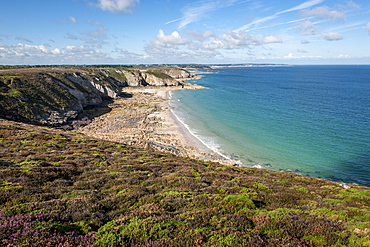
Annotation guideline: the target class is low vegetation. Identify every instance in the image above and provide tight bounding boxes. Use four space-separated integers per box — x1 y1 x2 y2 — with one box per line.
1 118 369 246
0 70 80 123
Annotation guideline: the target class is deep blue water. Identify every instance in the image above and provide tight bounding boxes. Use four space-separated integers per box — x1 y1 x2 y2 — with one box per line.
172 65 370 187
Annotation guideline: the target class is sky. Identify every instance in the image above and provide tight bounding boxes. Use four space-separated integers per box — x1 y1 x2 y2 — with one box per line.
0 0 370 65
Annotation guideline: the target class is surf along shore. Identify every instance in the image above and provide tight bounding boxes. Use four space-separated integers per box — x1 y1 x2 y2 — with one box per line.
77 81 241 166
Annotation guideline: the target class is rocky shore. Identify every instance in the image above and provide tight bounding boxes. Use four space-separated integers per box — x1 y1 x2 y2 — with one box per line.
77 83 241 166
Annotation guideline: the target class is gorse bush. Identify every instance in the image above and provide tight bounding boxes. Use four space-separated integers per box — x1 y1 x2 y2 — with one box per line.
0 119 370 246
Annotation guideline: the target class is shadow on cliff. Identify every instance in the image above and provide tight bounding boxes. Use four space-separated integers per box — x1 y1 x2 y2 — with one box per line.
69 92 134 130
66 97 112 130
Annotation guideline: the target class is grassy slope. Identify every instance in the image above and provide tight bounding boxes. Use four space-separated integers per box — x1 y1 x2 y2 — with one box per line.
1 119 369 246
0 69 79 122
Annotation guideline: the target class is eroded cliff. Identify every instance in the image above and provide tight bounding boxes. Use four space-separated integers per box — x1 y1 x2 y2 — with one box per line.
0 67 195 126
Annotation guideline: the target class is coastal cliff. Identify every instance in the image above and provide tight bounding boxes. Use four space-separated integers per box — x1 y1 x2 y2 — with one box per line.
0 67 195 126
1 66 370 246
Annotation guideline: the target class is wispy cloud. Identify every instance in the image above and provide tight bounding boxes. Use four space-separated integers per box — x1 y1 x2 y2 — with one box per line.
277 0 324 15
301 39 310 44
346 0 361 10
94 0 139 14
63 16 77 24
329 22 367 33
69 16 77 23
65 27 110 48
322 31 343 41
297 20 320 35
302 6 345 20
236 15 277 31
166 0 241 29
16 36 33 43
236 0 324 31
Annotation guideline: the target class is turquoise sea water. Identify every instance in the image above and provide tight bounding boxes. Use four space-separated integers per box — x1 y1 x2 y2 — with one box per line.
171 65 370 187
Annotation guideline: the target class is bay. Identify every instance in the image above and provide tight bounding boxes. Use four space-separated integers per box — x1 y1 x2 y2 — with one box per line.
171 65 370 187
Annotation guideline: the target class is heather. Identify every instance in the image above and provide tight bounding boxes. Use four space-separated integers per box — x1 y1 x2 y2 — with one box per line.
1 119 370 246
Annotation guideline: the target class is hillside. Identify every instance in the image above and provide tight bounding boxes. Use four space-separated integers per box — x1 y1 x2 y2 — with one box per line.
0 67 194 127
1 118 369 246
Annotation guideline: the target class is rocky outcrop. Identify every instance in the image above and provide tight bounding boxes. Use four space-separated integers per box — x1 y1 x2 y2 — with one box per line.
140 72 180 86
0 67 196 127
121 70 147 87
38 110 79 126
64 72 125 99
151 68 195 79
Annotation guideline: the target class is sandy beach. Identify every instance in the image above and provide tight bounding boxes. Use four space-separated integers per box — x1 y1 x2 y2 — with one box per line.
77 83 240 166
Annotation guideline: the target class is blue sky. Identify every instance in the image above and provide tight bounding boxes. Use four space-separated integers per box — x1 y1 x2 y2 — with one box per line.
1 0 369 65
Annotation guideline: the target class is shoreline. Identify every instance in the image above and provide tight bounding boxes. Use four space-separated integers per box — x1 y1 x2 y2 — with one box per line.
77 83 241 166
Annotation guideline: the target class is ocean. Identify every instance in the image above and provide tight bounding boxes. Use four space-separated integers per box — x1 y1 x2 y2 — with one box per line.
171 65 370 187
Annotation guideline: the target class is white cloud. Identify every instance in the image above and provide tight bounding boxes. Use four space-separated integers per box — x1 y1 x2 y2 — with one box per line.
283 52 323 59
366 23 370 35
69 16 77 23
322 32 343 41
16 44 63 55
0 43 63 59
155 30 189 46
65 45 99 53
144 29 282 63
95 0 139 14
301 39 310 44
337 54 351 58
144 30 190 59
346 0 361 10
200 31 282 50
63 16 77 24
85 27 108 39
0 41 116 64
186 31 215 41
298 20 319 35
114 48 147 59
302 6 345 20
66 27 109 48
263 36 282 43
88 20 106 26
285 52 295 58
297 49 308 53
66 33 79 40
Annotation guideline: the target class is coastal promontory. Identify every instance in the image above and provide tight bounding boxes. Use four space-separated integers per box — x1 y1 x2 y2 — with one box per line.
0 66 369 246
